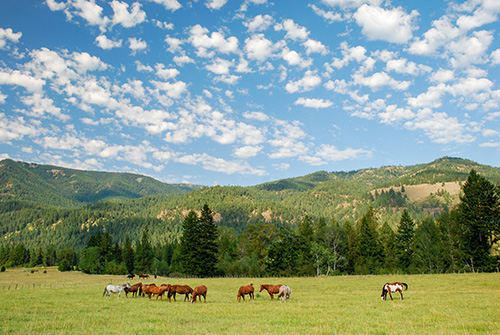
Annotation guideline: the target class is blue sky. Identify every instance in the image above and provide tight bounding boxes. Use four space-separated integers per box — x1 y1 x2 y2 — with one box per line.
1 0 500 186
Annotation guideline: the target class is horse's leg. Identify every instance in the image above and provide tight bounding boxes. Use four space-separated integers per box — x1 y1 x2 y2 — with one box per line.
400 290 403 300
388 291 393 300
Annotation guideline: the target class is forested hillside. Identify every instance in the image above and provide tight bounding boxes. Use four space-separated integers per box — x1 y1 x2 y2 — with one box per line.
0 159 202 207
1 156 500 251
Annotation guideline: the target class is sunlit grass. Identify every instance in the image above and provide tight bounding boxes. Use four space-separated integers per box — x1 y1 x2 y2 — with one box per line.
0 268 499 334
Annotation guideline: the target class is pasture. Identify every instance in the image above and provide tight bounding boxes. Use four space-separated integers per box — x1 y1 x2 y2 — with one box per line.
0 268 499 334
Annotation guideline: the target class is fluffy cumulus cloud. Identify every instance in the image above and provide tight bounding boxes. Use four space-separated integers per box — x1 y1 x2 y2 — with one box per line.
294 97 333 108
354 5 419 44
0 28 22 49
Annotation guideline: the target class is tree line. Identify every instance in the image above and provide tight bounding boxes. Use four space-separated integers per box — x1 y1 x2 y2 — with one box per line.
1 170 499 276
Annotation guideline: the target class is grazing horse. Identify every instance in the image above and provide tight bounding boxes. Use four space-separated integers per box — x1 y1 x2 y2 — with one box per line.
139 284 156 297
191 285 208 303
278 285 291 303
381 282 408 301
167 285 194 302
139 274 150 279
103 283 131 298
259 284 283 301
127 274 135 280
237 284 254 302
147 285 170 300
124 282 142 297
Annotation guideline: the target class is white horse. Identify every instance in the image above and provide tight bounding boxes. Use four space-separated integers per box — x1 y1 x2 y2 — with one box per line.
278 285 291 303
103 283 131 298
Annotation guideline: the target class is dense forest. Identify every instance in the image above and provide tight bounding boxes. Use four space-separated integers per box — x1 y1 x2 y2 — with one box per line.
0 157 500 276
1 158 499 276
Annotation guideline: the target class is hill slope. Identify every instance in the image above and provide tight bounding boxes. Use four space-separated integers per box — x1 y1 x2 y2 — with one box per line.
1 156 500 250
0 159 202 207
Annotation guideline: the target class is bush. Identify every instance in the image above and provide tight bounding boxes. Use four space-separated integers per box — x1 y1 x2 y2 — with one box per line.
0 265 5 272
58 259 72 272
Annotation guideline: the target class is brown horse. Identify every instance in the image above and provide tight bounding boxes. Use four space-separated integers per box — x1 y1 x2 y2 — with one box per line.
139 274 150 279
139 283 156 297
147 285 170 300
237 283 254 302
259 284 283 300
124 282 142 297
191 285 207 303
167 284 194 302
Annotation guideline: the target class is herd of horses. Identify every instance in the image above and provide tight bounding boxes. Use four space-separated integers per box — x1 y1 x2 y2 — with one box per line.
103 280 292 303
103 278 407 303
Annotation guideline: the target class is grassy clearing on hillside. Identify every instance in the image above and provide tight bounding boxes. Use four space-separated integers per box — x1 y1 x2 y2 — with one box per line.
0 268 499 334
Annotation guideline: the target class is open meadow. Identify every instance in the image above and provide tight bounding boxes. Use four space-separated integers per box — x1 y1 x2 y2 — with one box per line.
0 268 499 334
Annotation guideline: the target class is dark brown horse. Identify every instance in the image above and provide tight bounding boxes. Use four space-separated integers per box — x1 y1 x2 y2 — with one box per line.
147 285 170 300
139 274 150 279
191 285 207 303
167 284 194 302
259 284 283 300
124 282 142 297
237 283 254 302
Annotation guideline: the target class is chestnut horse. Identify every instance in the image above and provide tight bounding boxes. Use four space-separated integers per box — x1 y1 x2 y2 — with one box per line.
259 284 283 300
237 283 254 302
381 282 408 301
124 282 142 297
139 274 150 279
191 285 207 303
167 284 194 302
147 285 170 300
139 283 156 297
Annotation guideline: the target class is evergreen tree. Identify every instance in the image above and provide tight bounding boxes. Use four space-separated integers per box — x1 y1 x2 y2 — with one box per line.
178 210 199 275
196 204 219 277
413 216 443 273
265 226 298 276
135 228 154 273
122 234 135 275
456 169 500 271
379 222 397 272
396 209 415 271
296 215 315 275
355 206 382 274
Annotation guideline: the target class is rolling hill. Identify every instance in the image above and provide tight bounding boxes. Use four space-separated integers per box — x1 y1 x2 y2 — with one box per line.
1 156 499 249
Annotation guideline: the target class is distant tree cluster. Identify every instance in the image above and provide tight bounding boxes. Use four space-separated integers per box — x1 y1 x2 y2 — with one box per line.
1 170 499 276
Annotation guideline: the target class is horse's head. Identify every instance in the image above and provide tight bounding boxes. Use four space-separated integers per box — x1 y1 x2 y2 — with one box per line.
126 283 131 289
259 285 264 292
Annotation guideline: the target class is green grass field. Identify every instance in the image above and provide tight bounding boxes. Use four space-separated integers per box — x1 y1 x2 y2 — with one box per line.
1 268 499 334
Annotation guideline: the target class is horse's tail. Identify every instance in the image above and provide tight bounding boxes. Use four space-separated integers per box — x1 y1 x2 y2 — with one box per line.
402 283 408 291
103 286 107 297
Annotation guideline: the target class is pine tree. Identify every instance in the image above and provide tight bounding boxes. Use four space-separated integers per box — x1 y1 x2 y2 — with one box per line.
355 206 382 274
196 204 219 277
396 209 415 271
122 234 135 275
179 210 199 275
135 228 153 274
456 169 500 271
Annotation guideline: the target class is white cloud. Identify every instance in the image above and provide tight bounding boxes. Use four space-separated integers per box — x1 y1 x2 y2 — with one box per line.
303 39 328 55
128 37 147 52
281 48 312 68
408 16 459 55
385 58 431 75
46 0 66 11
244 14 274 32
448 30 493 68
378 105 415 125
206 0 228 10
275 19 309 41
354 5 418 44
407 84 446 109
189 25 239 57
0 28 22 49
147 0 181 11
110 0 146 28
321 0 383 8
244 34 274 62
329 42 367 70
173 55 195 66
314 144 372 162
430 69 454 83
285 70 321 93
309 4 343 23
353 71 410 91
0 69 45 93
95 35 122 49
243 111 269 121
206 58 233 74
234 145 263 158
20 93 69 121
177 152 266 175
151 80 187 99
0 113 42 142
294 98 333 108
404 108 475 144
155 63 180 79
